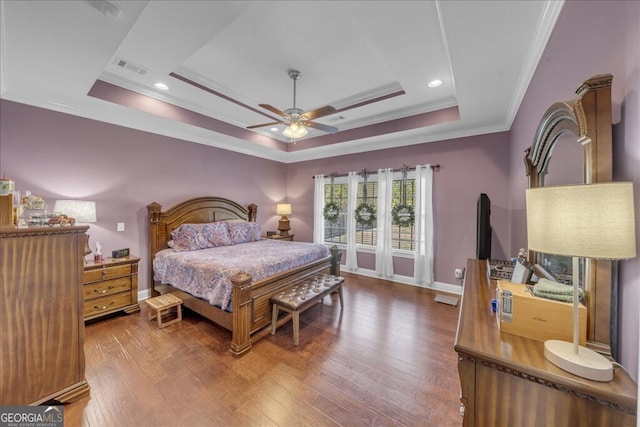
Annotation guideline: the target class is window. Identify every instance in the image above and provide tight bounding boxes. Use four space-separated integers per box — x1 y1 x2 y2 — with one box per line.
322 172 416 251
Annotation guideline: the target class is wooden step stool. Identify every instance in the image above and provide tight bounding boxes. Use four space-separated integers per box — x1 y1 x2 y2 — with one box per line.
145 293 183 328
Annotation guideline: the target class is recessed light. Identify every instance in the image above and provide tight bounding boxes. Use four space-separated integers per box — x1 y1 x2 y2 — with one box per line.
154 82 169 91
428 79 442 88
270 127 279 132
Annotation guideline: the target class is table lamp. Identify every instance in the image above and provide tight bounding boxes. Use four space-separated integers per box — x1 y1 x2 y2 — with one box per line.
276 203 292 237
526 182 636 381
54 200 97 262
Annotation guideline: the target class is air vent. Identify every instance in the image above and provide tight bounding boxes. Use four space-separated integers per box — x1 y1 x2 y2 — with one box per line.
85 0 121 20
327 115 345 123
113 58 148 76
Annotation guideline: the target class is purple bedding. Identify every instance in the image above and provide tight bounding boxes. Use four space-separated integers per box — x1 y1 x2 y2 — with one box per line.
153 239 330 311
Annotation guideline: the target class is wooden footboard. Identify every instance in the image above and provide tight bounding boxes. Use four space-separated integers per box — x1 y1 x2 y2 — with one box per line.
230 246 342 357
147 197 343 358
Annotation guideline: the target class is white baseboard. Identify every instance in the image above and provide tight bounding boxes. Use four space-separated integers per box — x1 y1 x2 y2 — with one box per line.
341 267 462 295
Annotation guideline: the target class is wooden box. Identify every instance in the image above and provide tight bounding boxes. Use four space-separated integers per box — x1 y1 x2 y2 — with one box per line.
497 281 586 344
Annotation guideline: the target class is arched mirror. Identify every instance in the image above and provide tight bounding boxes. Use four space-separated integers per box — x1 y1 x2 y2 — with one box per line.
525 74 615 357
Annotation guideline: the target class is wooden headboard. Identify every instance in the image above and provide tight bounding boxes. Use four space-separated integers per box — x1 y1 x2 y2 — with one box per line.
147 197 258 292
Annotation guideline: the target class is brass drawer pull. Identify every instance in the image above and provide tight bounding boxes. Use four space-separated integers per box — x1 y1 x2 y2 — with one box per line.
93 301 115 311
93 286 114 294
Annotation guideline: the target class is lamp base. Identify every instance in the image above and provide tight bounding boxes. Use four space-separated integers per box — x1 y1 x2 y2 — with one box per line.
544 339 613 382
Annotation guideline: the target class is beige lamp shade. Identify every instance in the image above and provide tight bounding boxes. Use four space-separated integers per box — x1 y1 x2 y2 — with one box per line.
53 200 97 223
526 182 636 260
276 203 292 216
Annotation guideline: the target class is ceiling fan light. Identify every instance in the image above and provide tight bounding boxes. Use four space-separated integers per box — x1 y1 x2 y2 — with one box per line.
283 122 308 139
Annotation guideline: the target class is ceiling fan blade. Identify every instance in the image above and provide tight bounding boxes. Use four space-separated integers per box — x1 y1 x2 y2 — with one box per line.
301 105 336 121
247 121 284 129
259 104 289 118
305 121 339 134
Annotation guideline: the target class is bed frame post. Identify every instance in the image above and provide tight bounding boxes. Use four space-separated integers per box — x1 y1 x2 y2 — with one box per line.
147 202 162 297
247 203 257 222
330 245 343 276
230 271 253 357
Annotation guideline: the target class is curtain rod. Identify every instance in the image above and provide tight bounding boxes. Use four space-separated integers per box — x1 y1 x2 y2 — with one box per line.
312 164 440 179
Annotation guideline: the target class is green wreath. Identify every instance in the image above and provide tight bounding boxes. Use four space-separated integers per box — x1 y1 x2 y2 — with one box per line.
355 203 377 227
323 202 341 223
392 204 415 227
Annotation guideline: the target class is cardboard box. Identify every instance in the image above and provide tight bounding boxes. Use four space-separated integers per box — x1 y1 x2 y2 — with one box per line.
497 281 586 344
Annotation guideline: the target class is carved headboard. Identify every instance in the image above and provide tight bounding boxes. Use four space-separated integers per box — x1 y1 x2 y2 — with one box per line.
524 74 615 356
147 197 258 293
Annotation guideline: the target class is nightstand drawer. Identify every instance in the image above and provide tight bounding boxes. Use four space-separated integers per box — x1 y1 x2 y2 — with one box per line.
83 277 131 301
84 292 132 318
84 264 132 283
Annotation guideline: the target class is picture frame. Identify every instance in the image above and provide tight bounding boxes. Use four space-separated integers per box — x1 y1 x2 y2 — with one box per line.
511 259 533 284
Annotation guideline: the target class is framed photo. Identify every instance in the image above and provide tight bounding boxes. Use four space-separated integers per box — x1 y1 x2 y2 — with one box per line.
511 259 533 284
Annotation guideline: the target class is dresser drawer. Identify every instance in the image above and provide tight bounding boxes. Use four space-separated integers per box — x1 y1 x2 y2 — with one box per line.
83 276 131 301
84 264 132 283
84 292 132 319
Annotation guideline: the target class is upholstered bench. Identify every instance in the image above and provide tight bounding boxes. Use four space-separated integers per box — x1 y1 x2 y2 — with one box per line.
270 274 344 345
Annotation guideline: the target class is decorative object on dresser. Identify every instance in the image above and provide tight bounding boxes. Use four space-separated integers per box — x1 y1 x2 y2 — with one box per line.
455 259 637 426
276 203 292 236
53 199 97 262
83 255 140 321
526 182 636 382
1 225 90 405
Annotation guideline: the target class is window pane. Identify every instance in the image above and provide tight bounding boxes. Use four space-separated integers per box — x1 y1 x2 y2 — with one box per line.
392 178 415 250
324 183 347 244
355 181 377 246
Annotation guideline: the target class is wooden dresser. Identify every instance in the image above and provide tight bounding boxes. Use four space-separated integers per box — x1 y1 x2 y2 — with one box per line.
454 258 637 426
0 225 90 405
83 255 140 321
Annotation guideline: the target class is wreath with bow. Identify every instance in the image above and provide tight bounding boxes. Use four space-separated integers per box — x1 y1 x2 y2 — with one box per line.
355 170 377 227
392 166 415 227
323 174 341 223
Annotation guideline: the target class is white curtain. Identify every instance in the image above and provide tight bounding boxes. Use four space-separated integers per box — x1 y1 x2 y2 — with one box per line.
345 171 359 272
313 174 326 244
414 165 434 286
375 168 394 278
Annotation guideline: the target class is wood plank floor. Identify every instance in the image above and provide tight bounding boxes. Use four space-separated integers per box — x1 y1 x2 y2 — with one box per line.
64 273 462 427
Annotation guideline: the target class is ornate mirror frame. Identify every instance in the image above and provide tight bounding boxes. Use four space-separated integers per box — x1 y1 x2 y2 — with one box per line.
524 74 615 356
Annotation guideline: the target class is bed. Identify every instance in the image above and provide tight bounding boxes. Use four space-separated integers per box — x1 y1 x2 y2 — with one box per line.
147 197 342 357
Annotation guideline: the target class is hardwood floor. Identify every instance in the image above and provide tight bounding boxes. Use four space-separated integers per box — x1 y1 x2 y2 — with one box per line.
64 273 462 427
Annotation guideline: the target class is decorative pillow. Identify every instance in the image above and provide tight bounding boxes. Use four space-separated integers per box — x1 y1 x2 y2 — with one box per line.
170 222 232 251
227 221 262 244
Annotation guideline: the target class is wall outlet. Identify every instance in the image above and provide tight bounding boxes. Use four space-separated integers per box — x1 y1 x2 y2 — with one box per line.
455 268 464 279
117 222 125 232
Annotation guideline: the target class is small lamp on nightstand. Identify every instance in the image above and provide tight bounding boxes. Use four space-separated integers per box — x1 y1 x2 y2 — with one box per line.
54 200 97 263
276 203 292 237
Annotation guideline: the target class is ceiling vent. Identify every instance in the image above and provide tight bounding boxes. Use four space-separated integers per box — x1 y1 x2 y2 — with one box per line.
85 0 121 20
113 58 148 76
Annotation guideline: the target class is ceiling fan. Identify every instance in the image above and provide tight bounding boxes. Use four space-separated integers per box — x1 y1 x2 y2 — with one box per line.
247 69 338 139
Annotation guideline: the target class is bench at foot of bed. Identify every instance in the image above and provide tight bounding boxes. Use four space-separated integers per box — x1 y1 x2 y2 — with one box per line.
270 274 344 346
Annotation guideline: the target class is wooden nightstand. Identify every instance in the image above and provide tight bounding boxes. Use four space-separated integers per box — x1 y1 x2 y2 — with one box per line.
83 255 140 321
263 234 294 241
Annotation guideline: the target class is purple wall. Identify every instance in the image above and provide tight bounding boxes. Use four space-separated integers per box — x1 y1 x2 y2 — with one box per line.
0 101 288 293
508 0 640 377
287 133 511 283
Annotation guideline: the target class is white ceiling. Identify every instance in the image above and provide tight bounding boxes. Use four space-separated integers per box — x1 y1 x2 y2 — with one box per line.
0 0 564 163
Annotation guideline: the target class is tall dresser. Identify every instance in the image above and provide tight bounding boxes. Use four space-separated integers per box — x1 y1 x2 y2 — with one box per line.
454 258 637 426
0 225 90 405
